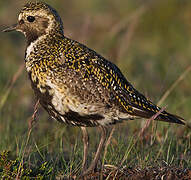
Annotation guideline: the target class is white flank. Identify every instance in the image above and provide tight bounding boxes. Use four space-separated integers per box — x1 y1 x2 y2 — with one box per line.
46 79 68 115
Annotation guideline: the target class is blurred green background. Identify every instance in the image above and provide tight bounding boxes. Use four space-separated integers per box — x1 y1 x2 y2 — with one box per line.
0 0 191 175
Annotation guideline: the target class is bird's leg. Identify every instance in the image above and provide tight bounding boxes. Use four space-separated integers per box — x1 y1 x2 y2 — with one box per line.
83 126 107 175
81 127 89 172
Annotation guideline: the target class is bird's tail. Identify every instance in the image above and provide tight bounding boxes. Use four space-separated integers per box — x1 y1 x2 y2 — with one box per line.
156 111 185 125
132 107 185 125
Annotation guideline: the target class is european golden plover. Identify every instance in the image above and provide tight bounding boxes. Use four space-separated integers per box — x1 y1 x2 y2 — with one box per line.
3 1 185 175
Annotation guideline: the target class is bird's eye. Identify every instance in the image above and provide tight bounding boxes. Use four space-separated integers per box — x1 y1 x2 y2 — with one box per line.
27 16 35 23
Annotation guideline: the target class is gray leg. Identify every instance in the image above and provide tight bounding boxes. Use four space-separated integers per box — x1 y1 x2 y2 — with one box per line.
83 126 107 175
81 127 89 172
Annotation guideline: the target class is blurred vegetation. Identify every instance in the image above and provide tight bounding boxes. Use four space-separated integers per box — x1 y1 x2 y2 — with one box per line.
0 0 191 178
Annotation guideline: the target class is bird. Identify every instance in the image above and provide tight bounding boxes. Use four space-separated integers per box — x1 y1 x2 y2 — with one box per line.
3 1 185 176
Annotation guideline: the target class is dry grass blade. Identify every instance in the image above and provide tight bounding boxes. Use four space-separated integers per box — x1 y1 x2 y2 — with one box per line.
109 5 146 38
0 64 24 110
109 0 159 38
119 108 165 168
117 14 140 61
16 100 40 179
139 107 166 137
28 100 40 130
102 126 115 165
158 65 191 106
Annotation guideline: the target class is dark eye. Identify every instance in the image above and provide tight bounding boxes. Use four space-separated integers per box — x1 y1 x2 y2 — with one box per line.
27 16 35 22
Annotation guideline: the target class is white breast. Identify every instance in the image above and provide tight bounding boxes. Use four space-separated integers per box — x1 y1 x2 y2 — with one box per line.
26 41 36 59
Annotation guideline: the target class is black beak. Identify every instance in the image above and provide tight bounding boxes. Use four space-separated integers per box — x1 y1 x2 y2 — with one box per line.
2 24 18 32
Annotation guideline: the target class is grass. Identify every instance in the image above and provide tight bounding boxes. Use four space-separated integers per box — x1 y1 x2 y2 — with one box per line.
0 0 191 179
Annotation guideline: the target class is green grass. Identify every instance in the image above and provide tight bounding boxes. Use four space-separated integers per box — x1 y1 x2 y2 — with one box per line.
0 0 191 179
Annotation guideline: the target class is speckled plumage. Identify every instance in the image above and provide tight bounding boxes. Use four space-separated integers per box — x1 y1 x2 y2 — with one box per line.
6 1 185 127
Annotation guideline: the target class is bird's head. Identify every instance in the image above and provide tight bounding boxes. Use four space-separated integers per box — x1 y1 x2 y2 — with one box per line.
3 1 64 45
